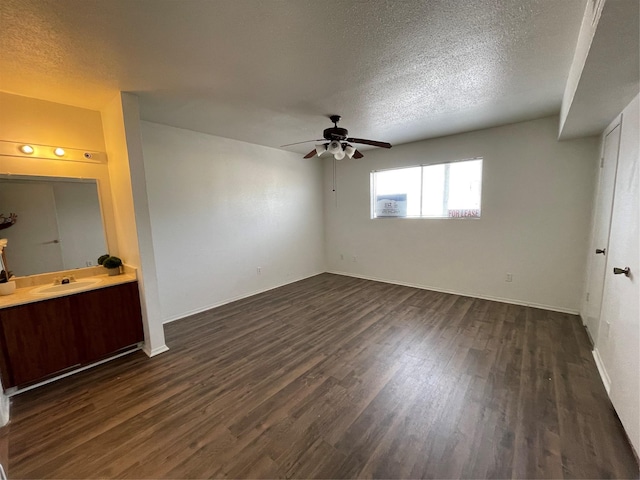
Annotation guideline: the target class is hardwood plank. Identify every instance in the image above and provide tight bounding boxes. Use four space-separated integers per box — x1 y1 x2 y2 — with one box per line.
3 273 638 479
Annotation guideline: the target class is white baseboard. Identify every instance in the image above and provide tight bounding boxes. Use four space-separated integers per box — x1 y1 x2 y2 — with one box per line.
592 348 611 395
326 270 580 315
143 344 170 358
162 271 324 325
161 270 579 328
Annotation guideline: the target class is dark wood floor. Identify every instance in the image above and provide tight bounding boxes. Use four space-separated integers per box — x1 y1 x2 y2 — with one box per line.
3 273 639 478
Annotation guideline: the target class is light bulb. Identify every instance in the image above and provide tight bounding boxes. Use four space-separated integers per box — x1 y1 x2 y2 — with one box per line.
328 140 342 154
344 145 356 159
334 149 346 160
315 144 327 156
20 145 34 154
54 148 65 157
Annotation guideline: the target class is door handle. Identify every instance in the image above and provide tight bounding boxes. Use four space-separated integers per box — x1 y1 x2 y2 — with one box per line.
42 239 60 245
595 248 606 255
613 267 630 277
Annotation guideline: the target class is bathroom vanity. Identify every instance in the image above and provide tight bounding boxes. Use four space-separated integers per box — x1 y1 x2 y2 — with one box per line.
0 272 143 391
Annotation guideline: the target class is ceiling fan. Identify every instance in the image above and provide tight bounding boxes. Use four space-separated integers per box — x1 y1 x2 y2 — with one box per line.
280 115 392 160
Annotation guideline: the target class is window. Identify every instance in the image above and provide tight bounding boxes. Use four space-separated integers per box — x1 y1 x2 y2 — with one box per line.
371 158 482 219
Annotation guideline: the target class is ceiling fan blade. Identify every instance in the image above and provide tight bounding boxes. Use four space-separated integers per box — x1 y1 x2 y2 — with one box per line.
353 149 364 159
346 137 392 149
280 139 323 148
303 149 317 159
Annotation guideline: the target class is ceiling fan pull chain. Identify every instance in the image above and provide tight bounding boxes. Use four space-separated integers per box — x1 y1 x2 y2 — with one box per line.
332 157 336 193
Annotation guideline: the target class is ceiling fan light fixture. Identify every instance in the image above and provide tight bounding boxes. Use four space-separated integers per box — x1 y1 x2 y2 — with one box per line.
344 145 356 159
292 115 391 160
328 140 342 155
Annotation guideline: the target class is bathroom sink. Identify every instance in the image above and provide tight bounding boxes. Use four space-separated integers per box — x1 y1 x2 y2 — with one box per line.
30 278 103 296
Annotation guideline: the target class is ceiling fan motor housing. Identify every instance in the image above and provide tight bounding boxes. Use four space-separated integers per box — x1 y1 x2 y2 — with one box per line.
323 127 348 141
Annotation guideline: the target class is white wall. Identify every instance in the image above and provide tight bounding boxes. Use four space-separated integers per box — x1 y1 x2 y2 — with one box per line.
140 121 325 323
0 92 106 151
325 116 598 313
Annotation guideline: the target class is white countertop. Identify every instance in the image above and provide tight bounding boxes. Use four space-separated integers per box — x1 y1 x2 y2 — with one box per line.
0 272 138 309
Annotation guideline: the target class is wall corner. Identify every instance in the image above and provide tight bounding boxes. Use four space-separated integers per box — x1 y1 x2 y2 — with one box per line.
101 92 168 356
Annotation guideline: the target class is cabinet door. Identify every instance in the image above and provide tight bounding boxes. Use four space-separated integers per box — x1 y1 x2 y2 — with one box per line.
0 297 81 388
71 282 144 363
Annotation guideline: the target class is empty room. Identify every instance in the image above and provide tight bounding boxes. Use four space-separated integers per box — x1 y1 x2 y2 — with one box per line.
0 0 638 478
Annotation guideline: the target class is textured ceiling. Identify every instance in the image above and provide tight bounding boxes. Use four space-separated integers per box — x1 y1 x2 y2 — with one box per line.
0 0 587 152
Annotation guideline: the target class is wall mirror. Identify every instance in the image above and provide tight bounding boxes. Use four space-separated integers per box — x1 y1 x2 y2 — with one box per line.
0 175 108 277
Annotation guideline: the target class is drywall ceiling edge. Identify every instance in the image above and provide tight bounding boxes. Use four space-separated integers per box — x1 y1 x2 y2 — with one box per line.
559 0 640 139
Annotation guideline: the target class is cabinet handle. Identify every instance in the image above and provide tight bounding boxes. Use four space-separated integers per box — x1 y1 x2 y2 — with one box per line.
595 248 606 255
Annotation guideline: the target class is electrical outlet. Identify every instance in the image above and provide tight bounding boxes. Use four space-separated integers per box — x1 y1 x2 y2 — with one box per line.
505 273 513 282
352 256 357 263
586 292 590 302
257 267 261 275
340 254 344 260
86 261 93 267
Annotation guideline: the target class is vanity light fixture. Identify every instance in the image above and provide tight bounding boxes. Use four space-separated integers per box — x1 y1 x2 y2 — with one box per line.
0 140 107 163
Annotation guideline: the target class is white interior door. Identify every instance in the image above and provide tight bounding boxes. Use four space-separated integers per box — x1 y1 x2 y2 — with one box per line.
0 182 64 276
597 101 640 453
584 123 621 344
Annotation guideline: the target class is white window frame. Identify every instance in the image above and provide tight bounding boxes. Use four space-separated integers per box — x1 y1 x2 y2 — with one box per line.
370 157 483 219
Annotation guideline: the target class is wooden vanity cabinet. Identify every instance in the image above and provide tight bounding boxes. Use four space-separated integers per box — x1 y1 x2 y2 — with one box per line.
0 297 81 388
71 282 144 364
0 281 144 390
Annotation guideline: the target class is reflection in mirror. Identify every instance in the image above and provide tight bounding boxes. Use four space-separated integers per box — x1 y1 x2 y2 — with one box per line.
0 175 107 277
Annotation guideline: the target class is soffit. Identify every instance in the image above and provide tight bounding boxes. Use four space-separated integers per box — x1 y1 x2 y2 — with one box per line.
559 0 640 139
